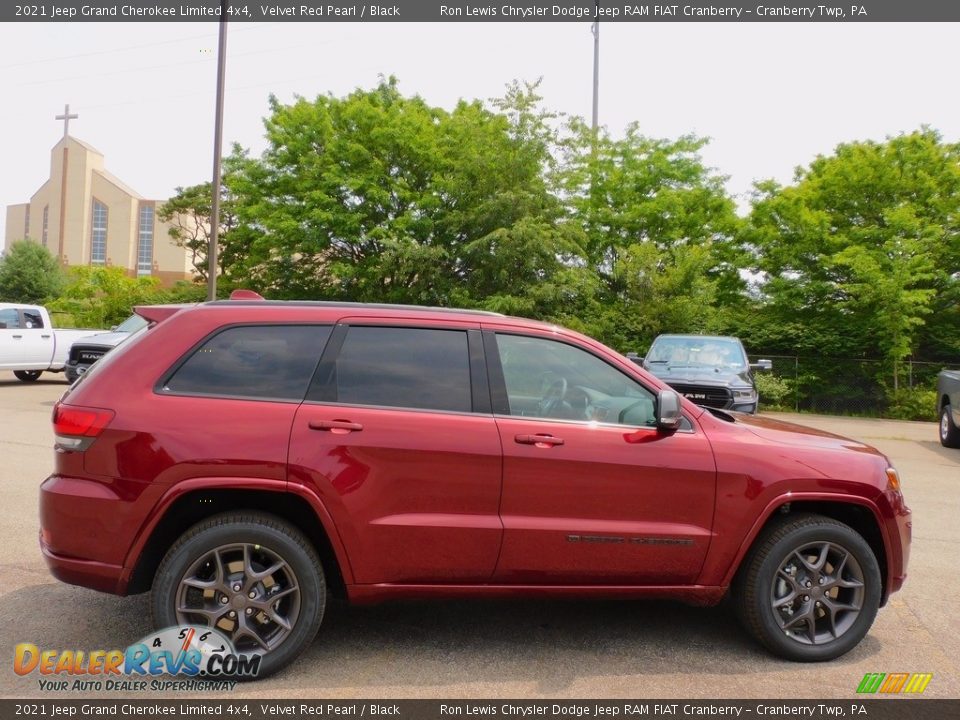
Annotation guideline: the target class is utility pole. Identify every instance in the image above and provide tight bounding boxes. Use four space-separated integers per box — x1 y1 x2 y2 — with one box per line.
591 1 600 131
207 0 229 301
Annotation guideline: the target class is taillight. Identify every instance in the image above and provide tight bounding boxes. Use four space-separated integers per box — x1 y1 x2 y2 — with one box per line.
52 402 114 451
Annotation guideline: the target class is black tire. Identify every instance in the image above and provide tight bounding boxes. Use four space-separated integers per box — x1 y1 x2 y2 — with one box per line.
940 404 960 448
734 513 881 662
152 512 326 679
14 370 42 382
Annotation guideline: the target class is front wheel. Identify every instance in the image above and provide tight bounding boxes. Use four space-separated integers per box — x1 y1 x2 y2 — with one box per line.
152 512 326 679
940 405 960 448
734 514 880 662
14 370 42 382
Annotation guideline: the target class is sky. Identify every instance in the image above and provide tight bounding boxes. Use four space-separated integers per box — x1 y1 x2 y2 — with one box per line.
2 21 959 250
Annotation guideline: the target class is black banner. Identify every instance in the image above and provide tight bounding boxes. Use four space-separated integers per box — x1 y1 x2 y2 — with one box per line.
5 0 960 23
3 700 959 720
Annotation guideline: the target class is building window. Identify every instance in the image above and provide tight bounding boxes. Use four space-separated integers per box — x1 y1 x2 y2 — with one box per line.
24 206 30 239
42 206 49 247
137 204 154 276
91 200 107 264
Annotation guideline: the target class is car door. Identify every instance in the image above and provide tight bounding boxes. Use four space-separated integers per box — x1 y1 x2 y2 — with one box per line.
0 307 50 369
486 328 717 585
287 321 503 585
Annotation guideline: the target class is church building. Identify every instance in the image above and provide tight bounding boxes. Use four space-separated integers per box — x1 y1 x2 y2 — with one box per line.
4 106 193 285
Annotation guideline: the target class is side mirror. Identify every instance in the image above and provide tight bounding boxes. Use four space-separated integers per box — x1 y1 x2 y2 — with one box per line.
0 322 6 329
625 351 643 366
751 359 773 371
656 389 683 431
110 325 118 332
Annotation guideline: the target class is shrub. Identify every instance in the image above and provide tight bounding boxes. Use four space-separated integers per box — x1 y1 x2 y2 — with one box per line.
755 372 793 411
886 387 938 422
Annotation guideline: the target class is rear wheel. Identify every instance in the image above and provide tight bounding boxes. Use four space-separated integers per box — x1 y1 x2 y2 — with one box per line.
735 513 880 662
14 370 42 382
940 404 960 448
152 512 326 679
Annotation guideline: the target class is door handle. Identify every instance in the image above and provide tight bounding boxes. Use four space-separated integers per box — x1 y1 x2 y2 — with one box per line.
12 335 22 339
41 334 51 339
308 419 364 434
515 433 564 447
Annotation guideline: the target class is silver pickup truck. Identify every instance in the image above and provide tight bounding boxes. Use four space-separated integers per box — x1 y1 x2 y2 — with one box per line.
0 303 106 382
937 369 960 447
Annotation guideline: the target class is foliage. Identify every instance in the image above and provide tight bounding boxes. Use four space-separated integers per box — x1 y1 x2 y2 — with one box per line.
743 129 960 391
47 266 166 328
886 388 938 422
158 179 241 284
755 372 793 411
0 240 63 304
558 119 743 350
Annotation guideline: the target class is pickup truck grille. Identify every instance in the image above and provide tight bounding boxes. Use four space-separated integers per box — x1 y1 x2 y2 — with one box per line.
668 383 732 409
70 348 107 364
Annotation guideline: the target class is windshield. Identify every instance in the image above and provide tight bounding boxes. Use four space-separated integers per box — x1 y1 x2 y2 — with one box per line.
647 336 747 369
114 314 149 333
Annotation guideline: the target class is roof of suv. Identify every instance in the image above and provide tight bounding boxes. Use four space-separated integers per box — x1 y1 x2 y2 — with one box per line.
206 300 505 318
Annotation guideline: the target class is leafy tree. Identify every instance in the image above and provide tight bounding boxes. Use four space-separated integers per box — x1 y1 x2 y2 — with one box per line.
224 77 585 316
558 120 742 350
158 179 240 283
0 240 63 304
743 129 960 390
47 266 166 328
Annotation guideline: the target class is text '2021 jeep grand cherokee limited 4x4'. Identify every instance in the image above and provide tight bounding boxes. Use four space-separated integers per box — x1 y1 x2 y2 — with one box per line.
40 295 911 677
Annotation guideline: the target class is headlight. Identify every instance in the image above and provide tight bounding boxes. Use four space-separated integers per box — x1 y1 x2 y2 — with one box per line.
733 388 757 400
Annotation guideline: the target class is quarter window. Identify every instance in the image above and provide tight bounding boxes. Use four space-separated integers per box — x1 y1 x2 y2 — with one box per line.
333 326 472 413
496 333 657 427
163 325 332 401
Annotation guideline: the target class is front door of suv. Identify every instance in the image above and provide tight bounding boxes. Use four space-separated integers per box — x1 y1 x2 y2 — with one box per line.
485 329 716 585
288 321 503 585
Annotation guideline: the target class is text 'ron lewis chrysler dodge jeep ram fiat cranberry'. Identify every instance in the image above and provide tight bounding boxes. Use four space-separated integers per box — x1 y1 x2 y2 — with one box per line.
40 294 911 677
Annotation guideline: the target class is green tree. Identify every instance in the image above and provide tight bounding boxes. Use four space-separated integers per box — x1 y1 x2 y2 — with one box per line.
558 121 743 350
743 129 960 390
0 240 63 304
158 179 240 284
47 266 166 328
224 77 585 315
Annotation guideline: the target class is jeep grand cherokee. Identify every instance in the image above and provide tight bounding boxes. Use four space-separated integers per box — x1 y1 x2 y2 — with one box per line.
40 294 911 677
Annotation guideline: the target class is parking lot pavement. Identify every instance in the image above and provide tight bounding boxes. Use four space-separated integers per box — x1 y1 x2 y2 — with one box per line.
1 372 957 699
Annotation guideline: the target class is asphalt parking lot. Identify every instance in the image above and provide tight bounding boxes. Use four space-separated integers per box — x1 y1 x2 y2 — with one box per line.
1 372 957 700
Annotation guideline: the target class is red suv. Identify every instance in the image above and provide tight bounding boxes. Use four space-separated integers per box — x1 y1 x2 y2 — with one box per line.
40 297 911 676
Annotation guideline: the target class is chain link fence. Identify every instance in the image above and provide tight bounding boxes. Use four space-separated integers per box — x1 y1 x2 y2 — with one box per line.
753 354 948 420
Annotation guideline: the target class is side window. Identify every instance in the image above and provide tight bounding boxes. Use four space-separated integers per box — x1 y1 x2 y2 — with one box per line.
163 325 332 401
22 310 44 329
0 308 21 329
334 326 472 413
496 333 657 427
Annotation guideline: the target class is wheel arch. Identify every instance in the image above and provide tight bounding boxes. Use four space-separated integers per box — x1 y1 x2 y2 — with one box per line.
126 482 352 598
723 494 890 605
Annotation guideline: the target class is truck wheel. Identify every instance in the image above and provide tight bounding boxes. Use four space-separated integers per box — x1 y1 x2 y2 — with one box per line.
940 405 960 448
14 370 42 382
152 512 326 679
734 513 880 662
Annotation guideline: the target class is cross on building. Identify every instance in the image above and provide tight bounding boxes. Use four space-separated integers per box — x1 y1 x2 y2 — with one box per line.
55 104 78 137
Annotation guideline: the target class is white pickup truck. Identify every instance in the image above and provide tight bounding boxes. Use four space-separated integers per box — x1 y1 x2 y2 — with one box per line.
0 303 107 382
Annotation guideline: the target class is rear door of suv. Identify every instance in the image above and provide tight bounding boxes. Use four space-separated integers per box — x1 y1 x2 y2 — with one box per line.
287 319 503 585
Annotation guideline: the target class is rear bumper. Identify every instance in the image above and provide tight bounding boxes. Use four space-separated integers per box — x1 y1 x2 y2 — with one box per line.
39 537 129 594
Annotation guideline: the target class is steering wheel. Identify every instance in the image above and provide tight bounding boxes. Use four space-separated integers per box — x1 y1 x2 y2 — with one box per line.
539 376 568 417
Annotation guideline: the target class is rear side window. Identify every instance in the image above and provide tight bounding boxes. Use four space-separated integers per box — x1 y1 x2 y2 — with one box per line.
163 325 331 401
22 310 44 328
333 326 472 413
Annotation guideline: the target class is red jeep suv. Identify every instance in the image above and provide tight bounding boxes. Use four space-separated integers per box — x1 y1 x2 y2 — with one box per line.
40 297 911 676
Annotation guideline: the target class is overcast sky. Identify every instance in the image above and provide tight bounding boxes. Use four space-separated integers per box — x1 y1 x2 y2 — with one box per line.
1 21 958 250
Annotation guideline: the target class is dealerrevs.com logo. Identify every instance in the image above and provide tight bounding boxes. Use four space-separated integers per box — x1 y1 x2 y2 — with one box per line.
13 626 261 692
